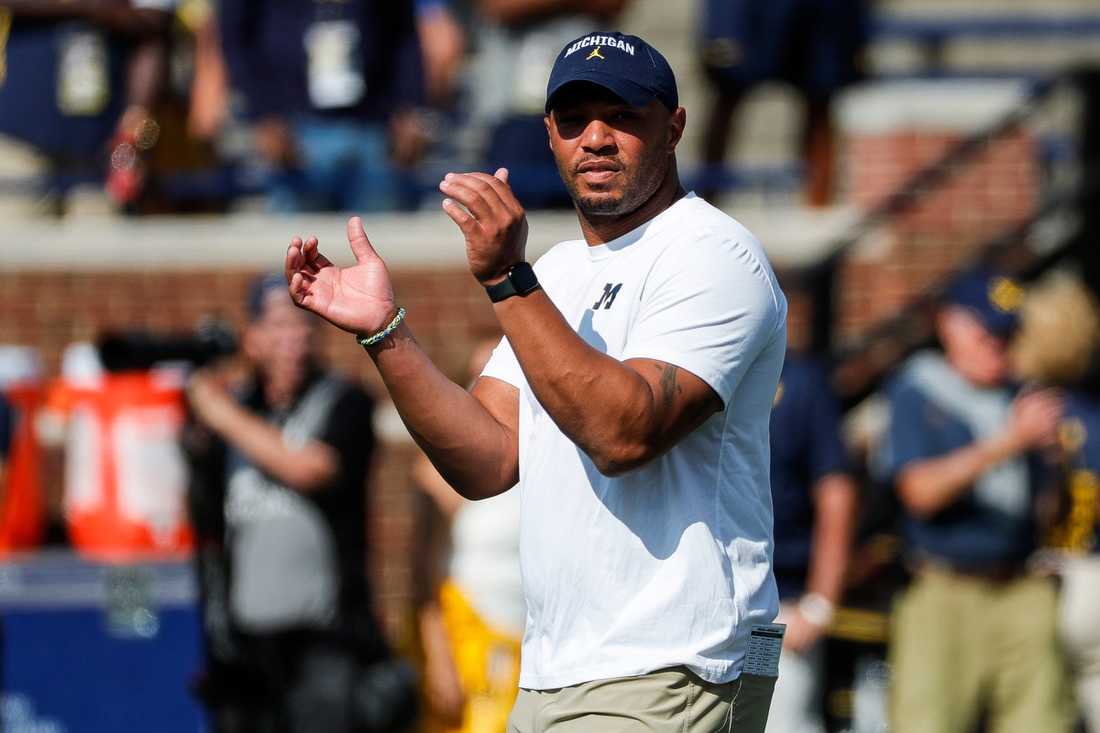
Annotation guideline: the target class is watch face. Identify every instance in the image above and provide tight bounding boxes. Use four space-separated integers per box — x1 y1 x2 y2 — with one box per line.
511 263 539 293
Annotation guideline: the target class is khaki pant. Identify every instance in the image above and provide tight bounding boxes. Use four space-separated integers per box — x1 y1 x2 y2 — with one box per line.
507 667 776 733
889 568 1075 733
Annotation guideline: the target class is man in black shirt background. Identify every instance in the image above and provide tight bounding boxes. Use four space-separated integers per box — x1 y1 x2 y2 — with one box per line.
186 273 387 733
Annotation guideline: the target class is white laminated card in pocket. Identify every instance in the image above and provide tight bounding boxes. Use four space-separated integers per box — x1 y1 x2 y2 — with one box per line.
744 623 786 677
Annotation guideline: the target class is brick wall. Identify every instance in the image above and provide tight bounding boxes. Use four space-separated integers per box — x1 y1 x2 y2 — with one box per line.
775 280 813 353
0 266 499 639
834 126 1039 347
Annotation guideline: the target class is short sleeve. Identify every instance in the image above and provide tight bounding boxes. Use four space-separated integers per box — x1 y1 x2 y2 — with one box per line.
321 386 375 493
619 234 785 406
805 365 850 479
883 382 937 481
480 336 525 390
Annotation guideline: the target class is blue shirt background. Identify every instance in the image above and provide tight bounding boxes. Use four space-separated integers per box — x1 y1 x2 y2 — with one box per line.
882 366 1036 566
701 0 864 98
1057 393 1100 554
0 22 127 160
219 0 424 121
769 354 849 599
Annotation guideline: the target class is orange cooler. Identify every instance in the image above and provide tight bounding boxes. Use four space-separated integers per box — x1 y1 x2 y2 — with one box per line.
48 349 193 560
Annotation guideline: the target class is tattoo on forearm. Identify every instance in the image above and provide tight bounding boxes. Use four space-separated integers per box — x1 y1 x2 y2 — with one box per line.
656 363 683 406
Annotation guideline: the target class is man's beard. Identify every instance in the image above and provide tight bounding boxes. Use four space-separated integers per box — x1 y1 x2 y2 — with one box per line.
557 148 668 218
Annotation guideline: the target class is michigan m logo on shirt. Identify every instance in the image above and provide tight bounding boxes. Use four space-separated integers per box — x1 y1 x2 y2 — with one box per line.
593 283 622 310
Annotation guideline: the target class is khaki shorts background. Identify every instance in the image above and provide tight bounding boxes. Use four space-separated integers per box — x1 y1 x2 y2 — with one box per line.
507 666 777 733
889 567 1075 733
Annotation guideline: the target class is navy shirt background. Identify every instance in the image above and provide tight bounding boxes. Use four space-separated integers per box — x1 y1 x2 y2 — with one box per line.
1057 392 1100 554
220 0 424 121
770 354 850 600
701 0 864 99
0 22 127 160
882 370 1036 565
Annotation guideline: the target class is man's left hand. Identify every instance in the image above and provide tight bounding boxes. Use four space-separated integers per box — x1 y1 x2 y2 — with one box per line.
439 169 529 286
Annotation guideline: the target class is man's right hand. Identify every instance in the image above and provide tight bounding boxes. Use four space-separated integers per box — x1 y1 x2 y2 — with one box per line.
185 368 236 432
286 217 400 336
1005 388 1064 454
898 387 1066 518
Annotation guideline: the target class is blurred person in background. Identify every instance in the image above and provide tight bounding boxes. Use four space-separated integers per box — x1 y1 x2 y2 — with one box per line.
876 270 1075 733
101 0 175 206
698 0 865 207
218 0 425 212
1013 273 1100 733
767 353 857 733
185 274 395 733
413 338 524 733
464 0 628 208
181 0 229 143
415 0 467 111
0 0 173 207
410 0 467 170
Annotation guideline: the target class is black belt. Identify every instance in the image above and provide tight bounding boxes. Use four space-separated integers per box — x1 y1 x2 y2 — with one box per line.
909 553 1027 583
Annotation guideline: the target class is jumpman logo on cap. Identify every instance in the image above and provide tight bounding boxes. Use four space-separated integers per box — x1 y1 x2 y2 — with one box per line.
587 46 605 60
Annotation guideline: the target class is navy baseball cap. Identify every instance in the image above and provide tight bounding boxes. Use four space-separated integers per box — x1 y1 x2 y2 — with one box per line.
943 270 1026 339
247 271 290 321
545 32 678 115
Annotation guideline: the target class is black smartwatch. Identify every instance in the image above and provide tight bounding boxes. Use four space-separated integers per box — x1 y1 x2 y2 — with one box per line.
486 262 540 303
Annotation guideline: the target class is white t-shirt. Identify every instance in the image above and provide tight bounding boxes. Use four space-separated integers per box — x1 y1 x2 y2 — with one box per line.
449 488 527 637
481 193 787 690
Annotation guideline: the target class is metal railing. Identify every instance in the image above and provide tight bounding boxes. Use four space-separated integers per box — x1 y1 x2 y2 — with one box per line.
788 69 1100 402
869 14 1100 78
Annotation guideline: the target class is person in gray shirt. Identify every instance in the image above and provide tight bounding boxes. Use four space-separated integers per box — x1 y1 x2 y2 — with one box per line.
187 273 384 733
